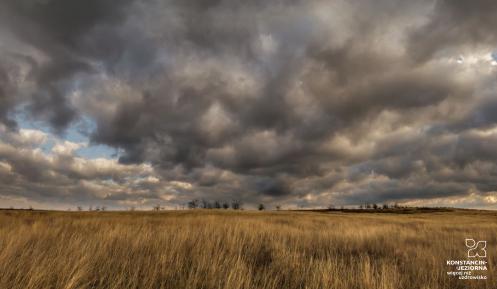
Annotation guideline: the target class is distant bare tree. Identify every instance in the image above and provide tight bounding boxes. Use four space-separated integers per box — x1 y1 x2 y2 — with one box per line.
372 203 378 210
77 206 83 211
231 200 242 210
222 202 229 209
188 199 199 209
214 201 221 209
382 204 389 209
258 204 265 211
275 205 281 211
153 204 161 211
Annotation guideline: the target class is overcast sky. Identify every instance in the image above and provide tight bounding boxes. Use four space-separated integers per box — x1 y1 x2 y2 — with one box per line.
1 0 497 210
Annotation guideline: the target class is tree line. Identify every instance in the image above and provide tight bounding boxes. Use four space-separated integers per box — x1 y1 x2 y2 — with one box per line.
186 199 243 210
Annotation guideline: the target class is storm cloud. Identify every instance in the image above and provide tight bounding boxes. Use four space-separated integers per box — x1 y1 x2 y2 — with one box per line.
1 0 497 209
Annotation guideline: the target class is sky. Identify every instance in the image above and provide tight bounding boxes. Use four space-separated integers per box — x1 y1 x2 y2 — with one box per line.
1 0 497 210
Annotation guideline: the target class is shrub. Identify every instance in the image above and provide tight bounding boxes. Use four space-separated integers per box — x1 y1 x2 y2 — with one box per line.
231 200 242 210
188 199 199 209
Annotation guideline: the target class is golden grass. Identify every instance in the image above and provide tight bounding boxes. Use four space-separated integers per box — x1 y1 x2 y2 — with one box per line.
0 209 496 289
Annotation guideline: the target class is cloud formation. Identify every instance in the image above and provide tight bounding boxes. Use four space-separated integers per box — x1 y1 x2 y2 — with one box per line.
1 0 497 209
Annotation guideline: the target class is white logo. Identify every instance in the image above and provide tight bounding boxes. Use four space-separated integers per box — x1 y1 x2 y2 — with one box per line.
466 239 486 258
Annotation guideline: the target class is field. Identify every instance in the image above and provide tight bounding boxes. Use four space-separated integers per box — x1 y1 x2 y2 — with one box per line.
0 209 496 289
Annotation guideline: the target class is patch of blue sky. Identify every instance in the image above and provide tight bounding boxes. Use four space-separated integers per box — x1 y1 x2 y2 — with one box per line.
11 106 54 154
77 144 117 159
68 116 117 159
12 107 116 159
491 51 497 62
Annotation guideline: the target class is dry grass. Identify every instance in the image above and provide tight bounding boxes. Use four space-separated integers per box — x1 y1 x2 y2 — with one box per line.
0 209 496 289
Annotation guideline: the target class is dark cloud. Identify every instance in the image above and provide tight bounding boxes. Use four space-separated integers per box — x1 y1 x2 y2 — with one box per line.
255 177 292 197
1 0 497 209
408 0 497 62
0 0 135 130
0 65 15 128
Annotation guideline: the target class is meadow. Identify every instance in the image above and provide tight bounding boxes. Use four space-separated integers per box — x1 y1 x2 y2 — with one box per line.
0 209 495 289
